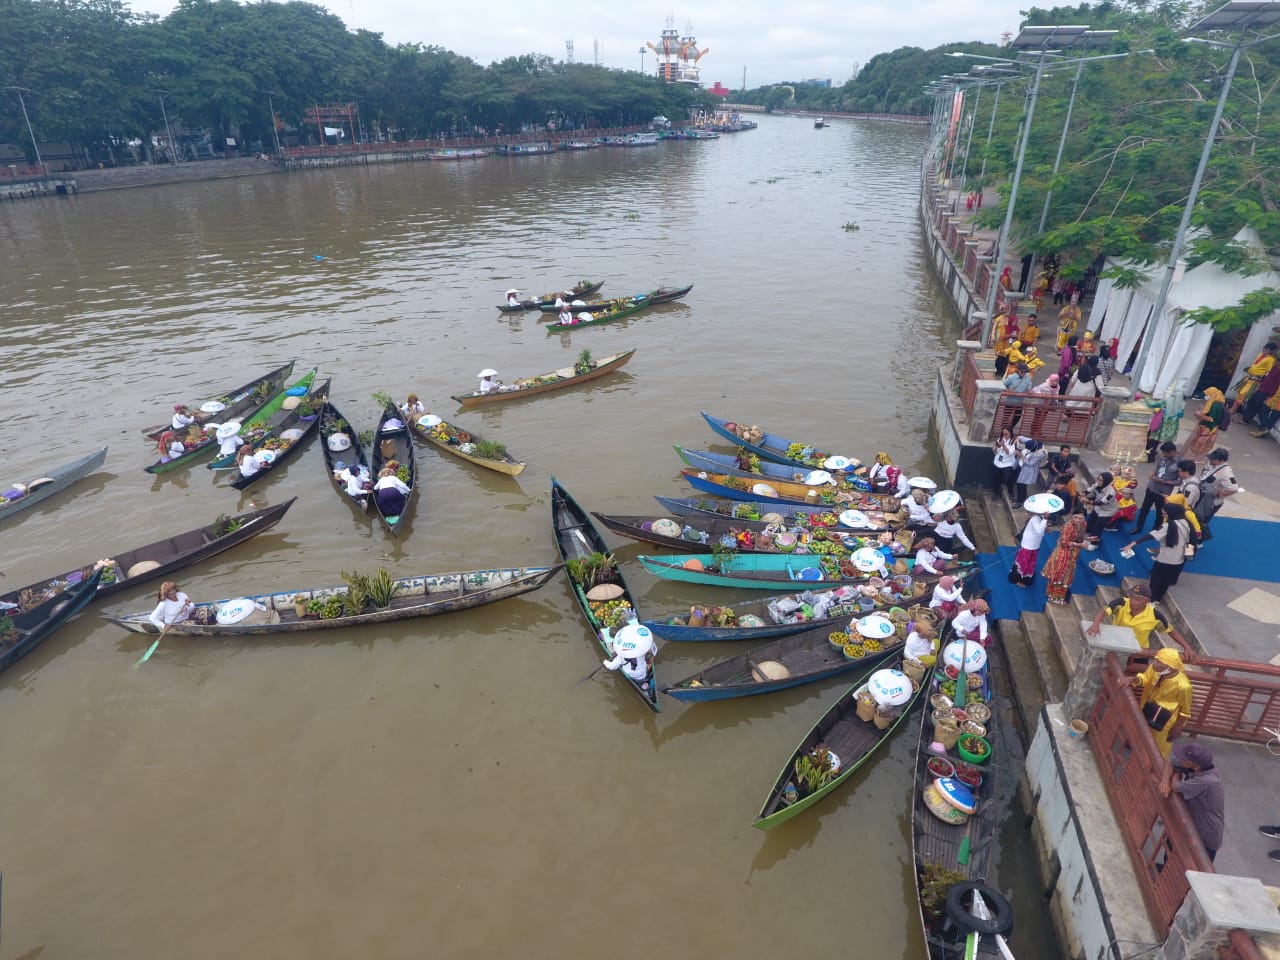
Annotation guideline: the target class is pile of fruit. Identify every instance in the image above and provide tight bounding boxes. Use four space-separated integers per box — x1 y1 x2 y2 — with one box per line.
588 598 634 630
827 630 850 648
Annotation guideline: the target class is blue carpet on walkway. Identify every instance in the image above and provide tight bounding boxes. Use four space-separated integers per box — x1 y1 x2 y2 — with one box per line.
975 516 1279 621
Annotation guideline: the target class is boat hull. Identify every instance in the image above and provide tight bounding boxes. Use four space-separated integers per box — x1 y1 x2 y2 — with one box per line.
0 447 108 527
451 349 636 407
0 569 104 674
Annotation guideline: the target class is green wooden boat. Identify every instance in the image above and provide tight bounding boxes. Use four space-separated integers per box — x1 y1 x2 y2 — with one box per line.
143 362 295 475
753 651 930 829
637 553 971 591
208 368 318 469
544 284 692 332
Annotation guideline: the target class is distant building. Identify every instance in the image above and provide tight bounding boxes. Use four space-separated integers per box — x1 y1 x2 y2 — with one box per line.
799 78 832 88
708 82 731 98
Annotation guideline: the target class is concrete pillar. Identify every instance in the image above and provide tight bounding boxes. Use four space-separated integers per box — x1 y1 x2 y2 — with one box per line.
1162 872 1280 960
952 340 982 393
1062 621 1141 721
967 379 1005 443
1086 385 1133 451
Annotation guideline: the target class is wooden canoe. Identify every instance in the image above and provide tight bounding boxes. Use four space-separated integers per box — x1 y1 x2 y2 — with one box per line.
701 412 867 473
229 380 330 491
661 620 905 702
536 284 689 313
0 568 104 674
103 565 562 635
497 280 604 312
141 361 296 439
370 403 418 537
643 573 970 642
208 367 318 469
754 650 931 829
0 447 108 527
0 499 297 610
551 478 660 711
911 624 1005 959
451 349 636 407
318 401 372 516
680 468 894 508
591 512 906 556
405 411 526 477
144 362 296 475
543 284 693 332
676 446 819 484
654 495 893 529
637 553 972 591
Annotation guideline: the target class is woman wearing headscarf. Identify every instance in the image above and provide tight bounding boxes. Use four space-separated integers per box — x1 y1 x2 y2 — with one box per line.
1065 355 1102 411
952 598 991 647
1014 438 1046 502
913 537 954 576
1057 335 1079 394
1132 648 1193 758
1056 293 1082 352
1083 471 1120 549
1121 502 1192 602
929 575 964 619
867 452 903 495
1041 511 1088 604
1182 386 1226 458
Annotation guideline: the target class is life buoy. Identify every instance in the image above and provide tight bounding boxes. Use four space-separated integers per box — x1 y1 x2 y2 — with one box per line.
943 882 1014 937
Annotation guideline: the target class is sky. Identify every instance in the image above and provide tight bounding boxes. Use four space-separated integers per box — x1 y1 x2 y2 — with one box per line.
121 0 1030 87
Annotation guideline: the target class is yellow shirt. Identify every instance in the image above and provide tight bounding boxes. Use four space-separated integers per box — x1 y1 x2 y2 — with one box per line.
1111 599 1163 649
1247 354 1275 378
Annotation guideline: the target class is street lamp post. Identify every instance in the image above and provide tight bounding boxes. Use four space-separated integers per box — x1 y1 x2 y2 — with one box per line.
151 90 177 165
639 47 647 74
3 86 43 173
265 90 283 156
1129 0 1280 394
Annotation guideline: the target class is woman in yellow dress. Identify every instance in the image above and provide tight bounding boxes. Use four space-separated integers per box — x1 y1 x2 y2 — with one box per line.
1182 386 1226 458
1228 342 1276 420
1133 647 1193 758
1056 294 1082 352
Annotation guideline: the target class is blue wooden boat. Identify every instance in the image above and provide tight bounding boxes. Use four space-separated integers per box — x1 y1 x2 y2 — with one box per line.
638 553 970 591
675 446 813 484
551 479 660 711
592 512 904 556
655 495 893 528
208 367 319 469
680 468 878 507
1 567 104 674
644 571 970 642
701 412 866 473
660 620 903 702
0 447 107 528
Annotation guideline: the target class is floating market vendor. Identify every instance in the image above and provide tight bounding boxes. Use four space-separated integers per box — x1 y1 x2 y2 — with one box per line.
214 422 244 459
477 369 502 394
171 404 198 431
929 575 964 619
401 393 426 417
913 537 954 575
374 465 411 516
904 489 937 528
505 288 521 307
903 621 939 666
952 598 990 646
601 620 656 693
557 305 573 325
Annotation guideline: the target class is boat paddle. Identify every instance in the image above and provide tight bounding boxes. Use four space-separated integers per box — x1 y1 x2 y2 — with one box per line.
133 637 162 668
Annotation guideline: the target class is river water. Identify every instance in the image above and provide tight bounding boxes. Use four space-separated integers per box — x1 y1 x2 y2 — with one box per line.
0 116 1059 959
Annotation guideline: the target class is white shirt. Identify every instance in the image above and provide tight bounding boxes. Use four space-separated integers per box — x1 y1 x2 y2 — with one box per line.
337 469 367 496
930 581 965 608
167 440 186 458
915 547 953 575
905 499 935 525
238 454 263 478
172 411 196 430
507 295 521 306
401 400 425 417
374 475 411 495
558 309 573 324
904 630 935 661
952 608 989 642
217 434 244 457
1020 514 1048 551
993 438 1018 469
149 592 195 628
479 377 498 394
934 519 975 550
554 296 568 309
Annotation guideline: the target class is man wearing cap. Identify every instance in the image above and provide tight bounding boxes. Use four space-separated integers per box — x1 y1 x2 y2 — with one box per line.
1161 741 1224 862
1086 583 1171 650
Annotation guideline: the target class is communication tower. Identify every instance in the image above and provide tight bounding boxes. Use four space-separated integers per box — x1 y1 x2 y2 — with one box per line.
566 39 574 63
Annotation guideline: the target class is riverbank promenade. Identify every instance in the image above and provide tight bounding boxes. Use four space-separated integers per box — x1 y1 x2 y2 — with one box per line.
922 169 1280 960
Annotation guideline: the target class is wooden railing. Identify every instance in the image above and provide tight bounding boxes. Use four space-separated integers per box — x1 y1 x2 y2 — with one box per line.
960 350 984 414
1091 653 1215 934
1127 652 1280 745
0 162 47 181
990 393 1102 445
281 125 654 159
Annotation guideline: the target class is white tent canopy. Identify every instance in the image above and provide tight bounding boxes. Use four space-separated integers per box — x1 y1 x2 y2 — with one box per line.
1085 227 1280 397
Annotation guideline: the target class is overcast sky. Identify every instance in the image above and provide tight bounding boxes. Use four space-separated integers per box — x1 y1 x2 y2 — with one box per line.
123 0 1028 86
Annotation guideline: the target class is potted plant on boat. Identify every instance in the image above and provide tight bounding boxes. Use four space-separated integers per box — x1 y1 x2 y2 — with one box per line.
296 399 317 421
366 568 401 609
919 863 968 927
0 616 17 646
793 746 837 797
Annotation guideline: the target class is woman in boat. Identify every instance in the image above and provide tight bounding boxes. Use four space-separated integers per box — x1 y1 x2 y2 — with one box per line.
932 510 975 555
149 580 209 633
914 537 954 575
477 370 503 395
401 394 426 418
1041 512 1088 604
557 305 573 325
506 289 521 307
1131 647 1193 758
952 598 990 646
867 452 896 490
235 444 265 479
215 422 244 459
601 622 655 693
171 404 198 431
903 620 938 666
929 575 964 620
904 489 936 529
373 465 411 516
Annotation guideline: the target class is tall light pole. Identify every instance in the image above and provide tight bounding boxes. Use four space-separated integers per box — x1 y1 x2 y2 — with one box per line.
1130 0 1280 394
639 46 646 74
265 90 283 156
150 90 177 165
3 86 43 172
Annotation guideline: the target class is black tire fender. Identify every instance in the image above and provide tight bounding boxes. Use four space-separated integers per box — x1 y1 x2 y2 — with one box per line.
944 882 1014 937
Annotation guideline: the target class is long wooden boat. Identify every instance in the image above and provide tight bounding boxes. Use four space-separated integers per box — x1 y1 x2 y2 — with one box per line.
701 412 867 474
551 478 659 711
405 411 526 477
536 284 693 313
638 553 971 591
497 280 604 312
230 380 330 491
655 495 893 529
754 649 931 829
451 349 636 407
661 620 904 702
912 623 1007 959
144 362 295 475
543 285 693 332
0 499 297 610
643 573 969 642
676 446 818 484
428 148 488 160
0 447 108 527
318 401 372 515
592 512 906 556
141 361 296 440
370 402 417 536
0 568 104 674
493 141 555 156
103 566 561 635
208 367 318 469
680 468 888 508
